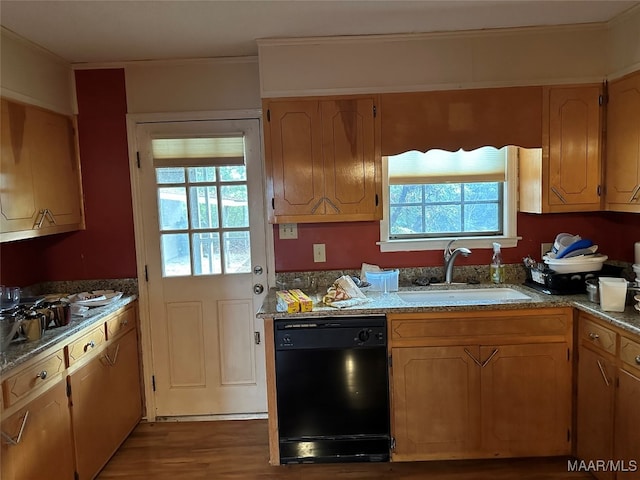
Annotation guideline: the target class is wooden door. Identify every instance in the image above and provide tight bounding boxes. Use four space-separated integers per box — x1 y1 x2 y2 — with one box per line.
605 70 640 213
0 99 38 233
70 352 115 480
576 345 615 480
321 98 379 219
265 100 324 219
481 343 572 457
614 368 640 479
391 345 480 461
546 85 602 211
106 328 142 446
136 119 268 417
0 381 74 480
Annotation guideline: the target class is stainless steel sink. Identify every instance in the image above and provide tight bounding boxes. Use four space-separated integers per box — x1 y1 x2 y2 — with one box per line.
396 287 531 305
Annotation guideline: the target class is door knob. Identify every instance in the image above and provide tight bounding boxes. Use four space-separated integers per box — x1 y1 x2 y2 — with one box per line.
253 284 264 294
253 265 264 275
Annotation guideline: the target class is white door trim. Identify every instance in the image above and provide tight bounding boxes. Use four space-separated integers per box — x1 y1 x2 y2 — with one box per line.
125 109 275 422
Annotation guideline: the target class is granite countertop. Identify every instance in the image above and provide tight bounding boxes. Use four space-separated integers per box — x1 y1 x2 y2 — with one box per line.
257 283 640 337
0 294 137 376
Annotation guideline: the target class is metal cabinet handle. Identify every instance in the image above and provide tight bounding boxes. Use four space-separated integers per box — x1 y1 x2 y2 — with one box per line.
551 187 567 204
481 348 500 368
34 210 47 229
325 197 340 213
589 332 599 341
35 370 47 380
120 319 128 326
103 343 120 367
596 360 610 387
1 411 29 446
84 340 95 351
629 185 640 203
464 348 482 367
635 355 640 366
45 209 57 225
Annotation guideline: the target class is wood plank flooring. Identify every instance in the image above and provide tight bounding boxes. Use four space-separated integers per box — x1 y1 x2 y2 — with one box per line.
98 420 595 480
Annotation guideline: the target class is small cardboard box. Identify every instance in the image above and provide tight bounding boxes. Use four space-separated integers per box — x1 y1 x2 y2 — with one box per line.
289 289 313 312
276 290 300 313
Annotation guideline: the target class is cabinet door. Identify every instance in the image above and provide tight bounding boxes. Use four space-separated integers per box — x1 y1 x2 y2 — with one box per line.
605 71 640 213
29 106 83 227
615 368 640 479
577 346 615 480
266 100 325 219
391 346 480 461
70 351 115 480
546 85 602 211
0 99 38 233
0 381 74 480
321 98 379 219
481 343 572 456
107 328 142 446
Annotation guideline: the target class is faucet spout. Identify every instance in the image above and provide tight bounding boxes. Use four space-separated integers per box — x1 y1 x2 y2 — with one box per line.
443 240 472 284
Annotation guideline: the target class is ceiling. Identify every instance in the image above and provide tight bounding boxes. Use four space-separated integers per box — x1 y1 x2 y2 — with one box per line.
1 0 638 64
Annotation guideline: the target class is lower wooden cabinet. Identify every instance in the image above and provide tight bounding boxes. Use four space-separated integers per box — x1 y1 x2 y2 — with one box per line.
0 380 75 480
389 308 573 462
576 313 640 480
70 327 142 480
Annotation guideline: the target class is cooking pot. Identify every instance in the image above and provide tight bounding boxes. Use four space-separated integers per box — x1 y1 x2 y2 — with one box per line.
585 279 639 305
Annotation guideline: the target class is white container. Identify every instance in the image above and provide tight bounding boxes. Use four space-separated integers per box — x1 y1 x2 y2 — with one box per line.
366 269 399 292
543 254 608 274
599 277 627 312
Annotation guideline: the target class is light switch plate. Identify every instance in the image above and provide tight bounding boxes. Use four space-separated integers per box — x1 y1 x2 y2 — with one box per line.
279 223 298 239
313 244 326 263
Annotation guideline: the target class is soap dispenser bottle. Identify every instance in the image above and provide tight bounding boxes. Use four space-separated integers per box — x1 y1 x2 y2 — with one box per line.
490 242 505 284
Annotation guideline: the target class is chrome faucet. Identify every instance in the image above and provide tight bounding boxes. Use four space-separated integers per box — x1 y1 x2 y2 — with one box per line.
443 240 472 284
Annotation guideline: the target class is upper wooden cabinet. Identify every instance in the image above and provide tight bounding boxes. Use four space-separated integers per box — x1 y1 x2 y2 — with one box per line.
263 96 381 223
520 84 603 213
0 98 84 242
605 70 640 213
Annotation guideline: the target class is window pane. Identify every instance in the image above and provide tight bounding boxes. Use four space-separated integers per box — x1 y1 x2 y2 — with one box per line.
464 203 499 232
158 187 188 230
187 167 216 183
390 206 423 235
425 184 461 203
223 231 251 273
189 186 219 229
161 233 191 277
425 205 461 233
219 165 246 182
221 185 248 228
390 185 422 204
464 183 499 201
193 232 221 275
156 167 185 184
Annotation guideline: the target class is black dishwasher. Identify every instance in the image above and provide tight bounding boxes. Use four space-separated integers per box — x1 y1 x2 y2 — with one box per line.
274 315 390 464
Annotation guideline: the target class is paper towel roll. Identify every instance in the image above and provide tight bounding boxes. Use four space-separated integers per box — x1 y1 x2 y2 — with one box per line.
635 241 640 265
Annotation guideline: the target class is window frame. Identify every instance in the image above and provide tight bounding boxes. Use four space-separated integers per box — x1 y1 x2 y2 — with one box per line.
378 146 521 252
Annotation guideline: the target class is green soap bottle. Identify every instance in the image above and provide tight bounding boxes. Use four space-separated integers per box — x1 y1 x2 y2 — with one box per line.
490 242 505 284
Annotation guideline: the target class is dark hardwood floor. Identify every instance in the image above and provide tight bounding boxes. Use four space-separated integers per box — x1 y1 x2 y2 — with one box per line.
98 420 594 480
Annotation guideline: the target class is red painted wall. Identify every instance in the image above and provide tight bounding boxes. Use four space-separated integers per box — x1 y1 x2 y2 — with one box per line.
0 69 136 287
274 211 640 272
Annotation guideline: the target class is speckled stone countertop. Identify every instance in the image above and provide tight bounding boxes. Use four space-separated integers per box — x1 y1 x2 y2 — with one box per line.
0 295 137 376
257 283 640 337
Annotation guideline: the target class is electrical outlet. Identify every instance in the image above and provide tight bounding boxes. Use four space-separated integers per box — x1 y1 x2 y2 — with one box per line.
279 223 298 239
313 244 326 263
541 242 553 258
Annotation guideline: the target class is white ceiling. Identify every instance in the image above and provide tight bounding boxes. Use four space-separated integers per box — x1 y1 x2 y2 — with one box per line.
1 0 638 64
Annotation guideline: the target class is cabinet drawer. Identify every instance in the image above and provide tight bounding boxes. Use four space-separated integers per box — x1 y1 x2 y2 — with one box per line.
66 324 106 367
106 306 135 340
620 335 640 372
580 317 617 355
2 349 65 407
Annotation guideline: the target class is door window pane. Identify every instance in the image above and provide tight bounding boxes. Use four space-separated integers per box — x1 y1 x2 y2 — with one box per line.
156 167 185 184
158 187 188 230
219 165 246 182
193 232 221 275
161 233 191 277
189 186 219 229
223 231 251 273
221 185 248 228
187 167 216 183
